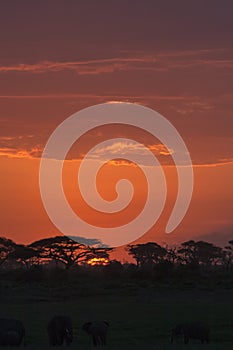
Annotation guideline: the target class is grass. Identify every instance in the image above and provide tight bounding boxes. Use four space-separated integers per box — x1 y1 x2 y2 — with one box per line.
0 283 233 349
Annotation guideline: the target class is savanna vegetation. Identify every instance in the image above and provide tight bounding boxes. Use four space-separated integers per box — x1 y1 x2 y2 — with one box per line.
0 236 233 349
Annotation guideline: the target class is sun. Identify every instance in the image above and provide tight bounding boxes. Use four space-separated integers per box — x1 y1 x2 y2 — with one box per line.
87 257 109 266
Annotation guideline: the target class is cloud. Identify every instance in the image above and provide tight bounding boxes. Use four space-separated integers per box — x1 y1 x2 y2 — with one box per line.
0 57 158 75
0 93 190 103
0 49 232 75
195 226 233 247
68 236 109 248
0 146 42 159
86 141 173 166
171 100 214 115
94 141 149 156
0 133 233 169
0 134 42 159
1 142 233 169
192 160 233 168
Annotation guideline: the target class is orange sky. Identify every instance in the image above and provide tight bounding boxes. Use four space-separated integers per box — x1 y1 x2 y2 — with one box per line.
1 153 233 247
0 1 232 257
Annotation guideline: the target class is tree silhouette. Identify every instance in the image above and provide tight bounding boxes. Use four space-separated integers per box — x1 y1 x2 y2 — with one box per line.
29 236 112 269
164 245 178 265
8 245 40 269
177 240 223 266
127 242 167 267
224 240 233 268
0 237 17 266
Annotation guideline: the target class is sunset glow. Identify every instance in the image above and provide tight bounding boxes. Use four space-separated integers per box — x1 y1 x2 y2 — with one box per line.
87 258 110 266
0 2 232 260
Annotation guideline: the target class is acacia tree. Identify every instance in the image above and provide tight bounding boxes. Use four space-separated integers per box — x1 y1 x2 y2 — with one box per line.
8 245 40 269
177 240 223 266
223 240 233 269
30 236 112 269
127 242 167 267
0 237 17 267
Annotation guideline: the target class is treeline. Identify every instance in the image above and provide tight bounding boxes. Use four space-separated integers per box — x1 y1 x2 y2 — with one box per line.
0 236 233 290
0 236 112 270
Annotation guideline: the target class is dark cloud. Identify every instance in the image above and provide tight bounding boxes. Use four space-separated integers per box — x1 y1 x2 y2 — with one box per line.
196 228 233 247
68 235 109 248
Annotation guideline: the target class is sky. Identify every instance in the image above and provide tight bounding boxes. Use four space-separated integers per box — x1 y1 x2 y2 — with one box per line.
0 1 232 256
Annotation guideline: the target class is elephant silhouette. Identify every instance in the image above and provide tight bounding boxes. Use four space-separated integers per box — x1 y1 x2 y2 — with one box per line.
47 315 73 346
171 321 209 344
0 318 25 346
82 321 109 347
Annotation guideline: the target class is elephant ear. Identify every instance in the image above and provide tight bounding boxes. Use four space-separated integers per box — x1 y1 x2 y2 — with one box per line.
103 321 109 327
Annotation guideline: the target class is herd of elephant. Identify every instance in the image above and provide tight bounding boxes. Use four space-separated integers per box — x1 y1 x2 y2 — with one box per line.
0 316 210 347
0 316 109 347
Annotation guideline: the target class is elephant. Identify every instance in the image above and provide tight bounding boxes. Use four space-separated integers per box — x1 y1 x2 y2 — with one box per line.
82 321 109 347
47 315 73 346
0 318 25 346
171 321 209 344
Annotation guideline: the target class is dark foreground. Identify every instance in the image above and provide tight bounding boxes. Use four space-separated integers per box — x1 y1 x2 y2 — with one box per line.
1 282 233 349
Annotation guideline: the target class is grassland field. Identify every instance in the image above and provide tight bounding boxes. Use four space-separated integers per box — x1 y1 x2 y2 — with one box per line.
0 281 233 349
